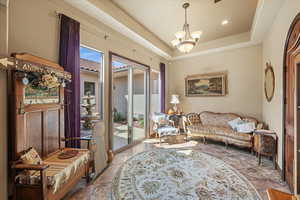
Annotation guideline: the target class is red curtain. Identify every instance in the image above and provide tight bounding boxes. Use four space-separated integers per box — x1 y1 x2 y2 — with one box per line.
59 14 81 148
160 63 166 113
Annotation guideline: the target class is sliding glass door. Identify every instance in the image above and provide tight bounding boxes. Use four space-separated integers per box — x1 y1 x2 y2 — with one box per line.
111 54 149 152
132 67 148 142
112 67 129 150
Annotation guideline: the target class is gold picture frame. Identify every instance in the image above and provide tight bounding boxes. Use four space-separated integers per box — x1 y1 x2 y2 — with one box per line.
185 72 227 97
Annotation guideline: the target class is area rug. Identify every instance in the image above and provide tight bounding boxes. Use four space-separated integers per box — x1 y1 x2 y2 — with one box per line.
112 149 261 200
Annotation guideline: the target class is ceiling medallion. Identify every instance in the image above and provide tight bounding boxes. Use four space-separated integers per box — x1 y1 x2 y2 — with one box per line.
171 2 202 53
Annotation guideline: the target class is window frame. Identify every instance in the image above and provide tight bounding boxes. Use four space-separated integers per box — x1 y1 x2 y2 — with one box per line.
80 44 104 120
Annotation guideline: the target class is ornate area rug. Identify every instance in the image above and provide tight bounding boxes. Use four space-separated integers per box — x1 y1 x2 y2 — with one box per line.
112 149 261 200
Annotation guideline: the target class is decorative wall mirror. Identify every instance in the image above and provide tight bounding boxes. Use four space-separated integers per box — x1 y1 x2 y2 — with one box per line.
264 62 275 102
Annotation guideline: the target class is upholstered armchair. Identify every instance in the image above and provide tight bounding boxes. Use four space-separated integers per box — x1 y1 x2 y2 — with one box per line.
152 112 179 143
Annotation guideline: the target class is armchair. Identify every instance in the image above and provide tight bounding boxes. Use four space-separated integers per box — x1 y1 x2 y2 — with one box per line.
152 112 179 143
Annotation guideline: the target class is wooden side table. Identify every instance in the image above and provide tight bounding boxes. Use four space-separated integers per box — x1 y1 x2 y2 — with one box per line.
168 113 186 133
253 129 277 169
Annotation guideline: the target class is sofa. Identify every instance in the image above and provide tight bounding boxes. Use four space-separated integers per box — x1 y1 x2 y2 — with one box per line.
184 111 264 149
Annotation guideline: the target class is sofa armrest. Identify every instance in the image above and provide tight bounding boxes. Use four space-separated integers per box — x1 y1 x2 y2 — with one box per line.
256 122 265 130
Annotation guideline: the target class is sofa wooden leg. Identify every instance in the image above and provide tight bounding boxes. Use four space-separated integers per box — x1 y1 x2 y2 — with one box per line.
258 153 262 166
225 141 228 149
85 163 90 184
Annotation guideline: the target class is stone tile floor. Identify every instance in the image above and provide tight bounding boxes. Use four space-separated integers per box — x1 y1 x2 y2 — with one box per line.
65 139 290 200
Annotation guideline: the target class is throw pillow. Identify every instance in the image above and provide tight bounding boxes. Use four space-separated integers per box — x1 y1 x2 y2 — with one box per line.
228 118 243 131
236 122 256 133
20 147 42 165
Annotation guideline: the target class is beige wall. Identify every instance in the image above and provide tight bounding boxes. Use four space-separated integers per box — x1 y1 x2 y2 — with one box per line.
7 0 166 144
262 0 300 170
168 45 263 120
3 0 167 198
0 1 8 199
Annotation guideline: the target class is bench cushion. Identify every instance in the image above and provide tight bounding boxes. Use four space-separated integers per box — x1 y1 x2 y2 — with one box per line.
16 148 90 193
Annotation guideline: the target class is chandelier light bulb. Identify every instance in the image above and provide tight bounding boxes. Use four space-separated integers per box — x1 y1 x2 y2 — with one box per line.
222 19 229 25
171 39 180 46
175 31 186 39
191 31 202 40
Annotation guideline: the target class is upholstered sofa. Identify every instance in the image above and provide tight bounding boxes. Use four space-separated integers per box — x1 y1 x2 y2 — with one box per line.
184 111 264 148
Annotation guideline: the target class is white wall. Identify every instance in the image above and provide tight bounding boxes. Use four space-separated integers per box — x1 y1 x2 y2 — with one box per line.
262 0 300 170
168 45 263 120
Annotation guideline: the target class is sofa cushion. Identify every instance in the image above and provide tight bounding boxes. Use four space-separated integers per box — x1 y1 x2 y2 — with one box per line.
186 113 201 125
228 118 243 131
188 125 211 134
242 117 258 126
210 126 252 141
200 112 240 128
235 122 256 133
188 125 252 141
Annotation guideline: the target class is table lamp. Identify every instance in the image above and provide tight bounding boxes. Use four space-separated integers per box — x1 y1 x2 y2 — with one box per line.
170 94 180 113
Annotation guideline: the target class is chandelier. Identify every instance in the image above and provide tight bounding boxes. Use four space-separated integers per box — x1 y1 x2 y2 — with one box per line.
171 3 202 53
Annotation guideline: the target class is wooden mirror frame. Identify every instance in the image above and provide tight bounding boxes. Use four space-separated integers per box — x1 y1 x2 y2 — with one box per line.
264 62 275 102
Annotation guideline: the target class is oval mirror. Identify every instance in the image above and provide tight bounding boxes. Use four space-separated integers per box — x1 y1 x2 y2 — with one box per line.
264 63 275 102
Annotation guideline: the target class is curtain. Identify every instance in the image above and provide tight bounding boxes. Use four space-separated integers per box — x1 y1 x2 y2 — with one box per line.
59 14 81 148
160 63 166 113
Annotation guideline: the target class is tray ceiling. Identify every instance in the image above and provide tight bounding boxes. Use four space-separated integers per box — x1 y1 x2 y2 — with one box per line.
112 0 258 48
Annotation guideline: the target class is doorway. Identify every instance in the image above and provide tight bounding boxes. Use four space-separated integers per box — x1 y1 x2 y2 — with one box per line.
109 52 150 152
283 13 300 193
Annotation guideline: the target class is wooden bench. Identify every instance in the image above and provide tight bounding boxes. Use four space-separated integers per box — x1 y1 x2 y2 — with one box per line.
5 53 90 200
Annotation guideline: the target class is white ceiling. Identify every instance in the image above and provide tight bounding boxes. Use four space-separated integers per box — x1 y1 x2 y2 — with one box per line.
112 0 258 48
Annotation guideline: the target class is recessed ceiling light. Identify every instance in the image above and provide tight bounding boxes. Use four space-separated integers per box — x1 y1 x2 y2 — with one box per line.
222 20 229 25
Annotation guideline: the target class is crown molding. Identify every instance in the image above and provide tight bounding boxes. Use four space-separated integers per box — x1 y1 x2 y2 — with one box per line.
64 0 172 59
64 0 284 61
171 41 261 61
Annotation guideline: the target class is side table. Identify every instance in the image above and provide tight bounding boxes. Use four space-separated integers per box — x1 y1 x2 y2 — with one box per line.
253 129 277 169
168 113 186 133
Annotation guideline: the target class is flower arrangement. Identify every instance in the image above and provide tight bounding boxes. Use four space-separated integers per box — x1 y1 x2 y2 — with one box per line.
38 74 60 89
24 72 62 90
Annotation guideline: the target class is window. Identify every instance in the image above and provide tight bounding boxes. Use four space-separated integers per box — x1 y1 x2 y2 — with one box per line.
84 81 96 96
80 45 103 119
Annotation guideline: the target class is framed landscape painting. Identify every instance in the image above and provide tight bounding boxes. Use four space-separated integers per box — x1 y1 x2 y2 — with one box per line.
185 72 227 97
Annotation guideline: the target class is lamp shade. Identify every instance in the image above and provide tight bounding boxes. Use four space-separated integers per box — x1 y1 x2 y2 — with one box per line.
170 94 180 104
